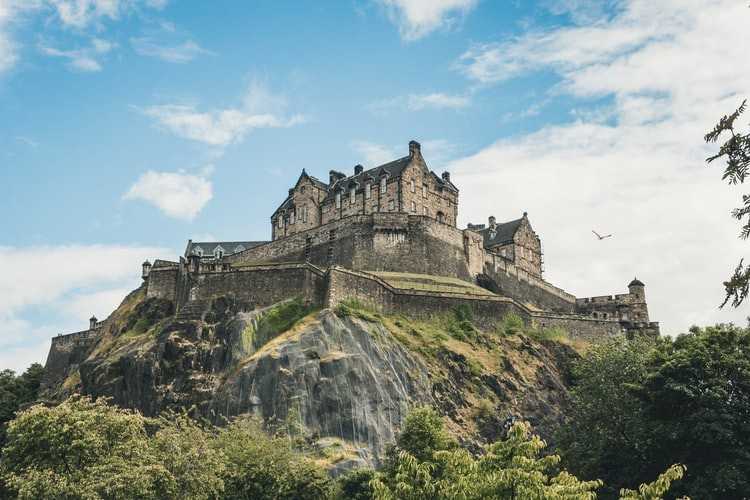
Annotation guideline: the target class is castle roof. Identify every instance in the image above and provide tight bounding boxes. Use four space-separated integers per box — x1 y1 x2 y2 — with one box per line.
629 277 645 287
184 241 267 258
323 155 412 201
476 217 524 247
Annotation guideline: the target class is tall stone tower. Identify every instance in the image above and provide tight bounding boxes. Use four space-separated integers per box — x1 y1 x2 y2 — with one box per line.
627 277 649 322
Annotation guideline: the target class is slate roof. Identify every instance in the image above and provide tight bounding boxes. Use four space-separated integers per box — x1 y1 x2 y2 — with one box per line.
322 156 413 202
185 241 267 257
475 217 524 248
629 278 645 287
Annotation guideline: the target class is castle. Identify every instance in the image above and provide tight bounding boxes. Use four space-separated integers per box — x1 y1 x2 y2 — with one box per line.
47 140 659 367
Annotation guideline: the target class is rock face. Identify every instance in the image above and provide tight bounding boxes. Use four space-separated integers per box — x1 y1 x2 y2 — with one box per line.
45 290 579 469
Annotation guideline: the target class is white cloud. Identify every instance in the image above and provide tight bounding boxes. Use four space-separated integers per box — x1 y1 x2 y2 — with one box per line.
124 169 213 220
139 82 306 146
370 92 470 114
351 141 399 166
130 37 211 63
0 244 168 372
448 0 750 334
0 0 43 74
378 0 478 41
407 93 470 110
39 36 115 72
48 0 166 29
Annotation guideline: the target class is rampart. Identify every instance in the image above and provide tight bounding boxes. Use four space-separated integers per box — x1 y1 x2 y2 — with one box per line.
41 326 103 395
482 253 576 313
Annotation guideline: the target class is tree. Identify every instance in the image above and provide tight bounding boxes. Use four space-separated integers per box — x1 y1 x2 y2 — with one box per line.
637 324 750 498
370 406 680 499
0 363 45 448
705 99 750 307
216 416 332 500
0 396 225 499
556 336 662 497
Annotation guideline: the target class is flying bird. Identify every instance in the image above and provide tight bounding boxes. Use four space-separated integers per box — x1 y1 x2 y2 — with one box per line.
592 230 613 240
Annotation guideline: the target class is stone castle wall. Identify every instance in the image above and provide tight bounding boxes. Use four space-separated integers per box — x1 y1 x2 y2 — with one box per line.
41 327 102 395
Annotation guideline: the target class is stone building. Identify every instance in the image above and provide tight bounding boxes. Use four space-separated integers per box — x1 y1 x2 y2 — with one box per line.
270 141 459 240
468 213 543 279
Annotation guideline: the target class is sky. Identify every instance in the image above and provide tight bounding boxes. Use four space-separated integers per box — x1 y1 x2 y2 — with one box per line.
1 0 749 372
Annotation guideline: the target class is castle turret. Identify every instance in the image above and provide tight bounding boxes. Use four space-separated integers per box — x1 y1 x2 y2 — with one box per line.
628 277 645 300
488 215 496 230
409 140 421 158
89 316 97 330
142 260 152 280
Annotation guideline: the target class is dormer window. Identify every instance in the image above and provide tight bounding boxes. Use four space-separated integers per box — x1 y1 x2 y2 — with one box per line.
234 245 246 253
214 246 225 259
380 177 387 194
193 246 204 257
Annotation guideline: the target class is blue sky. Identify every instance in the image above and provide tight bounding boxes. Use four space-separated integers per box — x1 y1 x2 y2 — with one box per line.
1 0 749 372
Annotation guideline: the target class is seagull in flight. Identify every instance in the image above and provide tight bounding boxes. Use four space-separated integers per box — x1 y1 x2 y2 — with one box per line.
592 230 613 240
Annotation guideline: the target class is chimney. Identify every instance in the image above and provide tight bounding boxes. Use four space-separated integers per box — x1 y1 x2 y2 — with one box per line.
89 316 98 330
288 188 294 196
442 171 450 183
329 170 345 186
354 164 364 175
408 140 421 158
489 216 496 229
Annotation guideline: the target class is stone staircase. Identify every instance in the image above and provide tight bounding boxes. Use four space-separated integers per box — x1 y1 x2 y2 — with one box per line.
174 299 210 322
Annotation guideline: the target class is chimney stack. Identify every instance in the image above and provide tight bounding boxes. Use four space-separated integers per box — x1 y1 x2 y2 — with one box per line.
142 260 152 280
89 316 98 330
408 140 421 157
354 164 364 175
442 171 450 183
489 216 496 229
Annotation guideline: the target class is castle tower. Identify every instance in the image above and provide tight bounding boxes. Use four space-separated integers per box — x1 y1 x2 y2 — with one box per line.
627 277 649 322
89 316 98 330
142 260 152 280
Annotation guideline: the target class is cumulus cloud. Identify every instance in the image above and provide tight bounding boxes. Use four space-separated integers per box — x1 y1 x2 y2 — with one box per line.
0 244 168 372
48 0 167 29
377 0 478 41
448 0 750 334
39 37 115 72
124 169 213 220
139 81 306 146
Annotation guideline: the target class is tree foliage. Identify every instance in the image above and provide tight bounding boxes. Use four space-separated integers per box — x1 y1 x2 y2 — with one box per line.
0 363 44 448
559 327 750 499
371 407 681 500
705 99 750 307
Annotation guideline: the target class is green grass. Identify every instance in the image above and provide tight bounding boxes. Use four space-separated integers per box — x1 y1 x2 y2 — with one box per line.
249 298 318 350
370 271 497 297
527 325 570 343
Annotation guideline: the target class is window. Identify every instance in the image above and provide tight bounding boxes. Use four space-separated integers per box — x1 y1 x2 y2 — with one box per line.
214 246 225 259
300 186 306 193
422 184 427 198
423 206 429 216
365 183 371 199
437 211 445 224
380 177 387 194
410 179 415 193
278 217 283 229
350 187 356 204
411 201 416 213
303 206 308 222
335 192 341 209
290 211 295 224
388 199 395 211
193 246 204 257
234 245 246 253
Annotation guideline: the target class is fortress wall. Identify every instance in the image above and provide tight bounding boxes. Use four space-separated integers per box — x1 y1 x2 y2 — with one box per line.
326 267 531 330
190 264 326 307
41 328 102 394
229 213 479 281
530 313 624 342
146 266 179 302
483 254 576 313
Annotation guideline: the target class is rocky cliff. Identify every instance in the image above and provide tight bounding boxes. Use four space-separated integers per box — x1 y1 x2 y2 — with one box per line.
42 286 580 469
